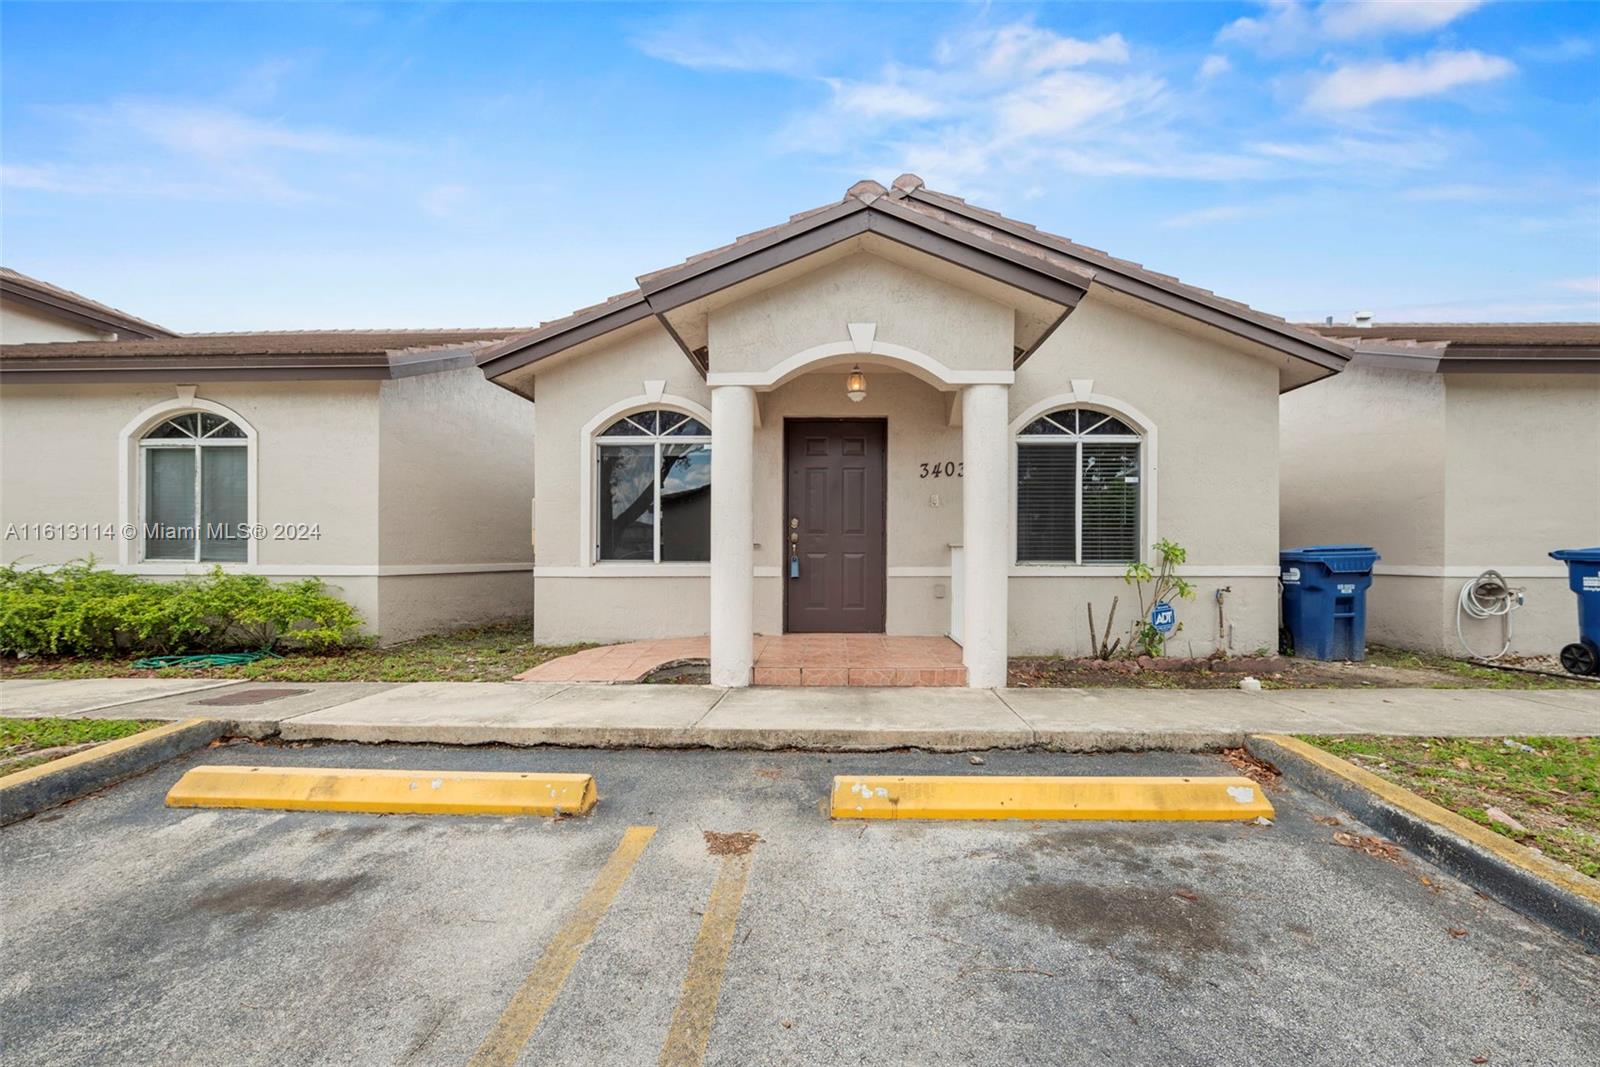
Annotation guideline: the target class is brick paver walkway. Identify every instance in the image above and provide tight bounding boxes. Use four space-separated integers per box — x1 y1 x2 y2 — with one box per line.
515 634 966 686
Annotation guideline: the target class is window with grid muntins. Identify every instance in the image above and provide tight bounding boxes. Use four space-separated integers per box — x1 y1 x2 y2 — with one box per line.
595 408 711 563
1015 408 1141 564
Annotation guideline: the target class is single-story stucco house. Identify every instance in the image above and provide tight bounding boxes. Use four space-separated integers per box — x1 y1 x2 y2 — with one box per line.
468 174 1356 687
1 271 536 641
3 177 1594 683
1282 323 1599 658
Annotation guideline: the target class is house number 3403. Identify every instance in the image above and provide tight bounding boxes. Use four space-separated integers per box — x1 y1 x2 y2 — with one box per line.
918 461 963 478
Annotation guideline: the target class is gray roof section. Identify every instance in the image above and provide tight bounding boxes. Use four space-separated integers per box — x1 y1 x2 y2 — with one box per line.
1 267 175 339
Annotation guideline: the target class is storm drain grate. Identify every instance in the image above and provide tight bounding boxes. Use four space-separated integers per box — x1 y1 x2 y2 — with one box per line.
191 688 312 707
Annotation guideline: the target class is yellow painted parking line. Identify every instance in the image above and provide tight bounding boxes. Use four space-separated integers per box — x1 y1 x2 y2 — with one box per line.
469 825 657 1067
165 766 596 816
830 774 1276 821
658 848 757 1067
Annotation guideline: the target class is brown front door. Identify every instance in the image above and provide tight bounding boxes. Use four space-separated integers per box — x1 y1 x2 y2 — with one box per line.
784 419 887 633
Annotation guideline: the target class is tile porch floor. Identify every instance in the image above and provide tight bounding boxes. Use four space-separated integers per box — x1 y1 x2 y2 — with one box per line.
515 634 967 686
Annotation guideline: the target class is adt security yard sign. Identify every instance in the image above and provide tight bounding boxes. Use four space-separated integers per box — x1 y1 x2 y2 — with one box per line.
1150 602 1177 635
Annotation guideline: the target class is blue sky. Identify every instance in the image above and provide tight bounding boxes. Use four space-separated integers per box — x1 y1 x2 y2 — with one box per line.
3 1 1597 332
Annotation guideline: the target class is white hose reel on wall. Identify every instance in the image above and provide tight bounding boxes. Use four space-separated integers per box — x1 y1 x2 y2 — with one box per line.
1456 570 1525 660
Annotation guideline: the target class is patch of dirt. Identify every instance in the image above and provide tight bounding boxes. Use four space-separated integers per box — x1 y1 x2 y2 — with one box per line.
703 830 762 856
1331 830 1405 864
752 768 783 780
643 663 710 685
192 874 373 928
999 882 1243 978
1222 747 1281 789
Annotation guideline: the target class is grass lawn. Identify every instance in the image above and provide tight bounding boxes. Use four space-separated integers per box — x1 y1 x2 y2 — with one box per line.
0 623 596 684
1302 735 1600 879
0 717 160 777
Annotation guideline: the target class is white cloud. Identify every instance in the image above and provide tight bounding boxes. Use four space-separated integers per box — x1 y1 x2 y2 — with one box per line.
1318 1 1486 40
1198 55 1232 80
995 71 1165 140
1519 37 1597 64
7 98 393 203
1559 277 1600 294
824 77 944 121
1306 50 1515 111
1218 1 1486 55
630 22 814 74
1160 204 1256 228
954 24 1129 77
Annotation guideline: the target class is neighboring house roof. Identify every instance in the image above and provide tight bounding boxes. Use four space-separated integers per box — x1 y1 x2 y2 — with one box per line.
477 174 1351 387
1 267 175 339
0 328 530 383
1303 322 1600 373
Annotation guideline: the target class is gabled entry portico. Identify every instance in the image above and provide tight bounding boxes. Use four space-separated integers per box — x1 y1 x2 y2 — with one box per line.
480 175 1350 684
707 330 1017 688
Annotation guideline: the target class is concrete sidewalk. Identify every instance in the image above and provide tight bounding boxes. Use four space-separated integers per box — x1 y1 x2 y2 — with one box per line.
1 678 1594 751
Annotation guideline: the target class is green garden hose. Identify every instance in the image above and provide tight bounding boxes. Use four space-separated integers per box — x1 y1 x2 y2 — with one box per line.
131 650 282 670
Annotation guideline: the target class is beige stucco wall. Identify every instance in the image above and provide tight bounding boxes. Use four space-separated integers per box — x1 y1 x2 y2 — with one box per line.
523 271 1293 656
1280 362 1447 564
1009 288 1285 655
706 251 1015 375
378 365 536 568
1 375 537 643
1281 364 1598 656
0 303 111 344
0 381 382 568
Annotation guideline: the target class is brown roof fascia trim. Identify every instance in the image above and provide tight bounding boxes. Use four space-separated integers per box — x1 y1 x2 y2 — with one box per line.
1 286 172 340
1438 354 1600 374
0 349 478 383
905 188 1348 372
640 211 872 313
476 293 652 378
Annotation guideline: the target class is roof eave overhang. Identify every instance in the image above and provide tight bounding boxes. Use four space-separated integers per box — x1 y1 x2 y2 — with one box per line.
1348 342 1600 374
0 349 479 384
480 195 1093 386
1 286 173 340
903 188 1351 377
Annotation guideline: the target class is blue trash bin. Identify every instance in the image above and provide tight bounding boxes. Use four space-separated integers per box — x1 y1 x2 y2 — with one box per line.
1280 545 1381 661
1549 547 1600 676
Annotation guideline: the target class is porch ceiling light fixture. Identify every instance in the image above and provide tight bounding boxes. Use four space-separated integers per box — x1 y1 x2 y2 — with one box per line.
845 365 866 403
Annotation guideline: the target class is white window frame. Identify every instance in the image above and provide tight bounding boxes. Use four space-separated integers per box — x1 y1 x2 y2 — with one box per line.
1009 391 1156 573
117 393 258 568
585 401 712 565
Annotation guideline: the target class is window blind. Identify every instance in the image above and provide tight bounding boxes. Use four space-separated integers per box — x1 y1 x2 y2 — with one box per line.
1016 444 1076 562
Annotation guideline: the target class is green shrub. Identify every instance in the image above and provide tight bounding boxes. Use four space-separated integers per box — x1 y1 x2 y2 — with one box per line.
0 560 363 657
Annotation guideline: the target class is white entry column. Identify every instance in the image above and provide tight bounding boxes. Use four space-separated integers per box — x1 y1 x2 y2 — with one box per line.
709 385 756 687
961 383 1010 688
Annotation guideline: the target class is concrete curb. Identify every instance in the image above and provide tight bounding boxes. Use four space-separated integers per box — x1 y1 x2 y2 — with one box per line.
0 718 230 826
1246 734 1600 952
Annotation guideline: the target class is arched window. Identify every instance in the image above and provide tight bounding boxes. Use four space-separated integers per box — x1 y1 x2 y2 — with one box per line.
1016 407 1142 564
595 408 711 562
140 412 249 562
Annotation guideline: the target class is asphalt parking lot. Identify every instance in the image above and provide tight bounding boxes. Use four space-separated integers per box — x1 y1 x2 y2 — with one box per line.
3 744 1597 1066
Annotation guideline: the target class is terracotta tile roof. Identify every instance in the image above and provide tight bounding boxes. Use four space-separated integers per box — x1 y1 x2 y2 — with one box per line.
487 175 1351 380
1304 323 1600 347
1 328 531 361
1 267 175 338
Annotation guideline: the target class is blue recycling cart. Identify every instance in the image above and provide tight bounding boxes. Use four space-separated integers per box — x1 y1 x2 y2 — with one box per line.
1549 547 1600 676
1279 545 1381 661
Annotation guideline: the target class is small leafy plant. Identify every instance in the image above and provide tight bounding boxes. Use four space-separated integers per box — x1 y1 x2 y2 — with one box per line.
1123 538 1196 657
0 559 363 657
